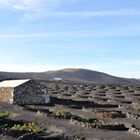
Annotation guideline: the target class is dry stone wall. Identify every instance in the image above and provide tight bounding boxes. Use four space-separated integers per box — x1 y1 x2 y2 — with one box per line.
13 80 50 105
0 87 14 103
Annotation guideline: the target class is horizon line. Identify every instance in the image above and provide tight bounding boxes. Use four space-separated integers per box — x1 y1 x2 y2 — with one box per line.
0 67 138 79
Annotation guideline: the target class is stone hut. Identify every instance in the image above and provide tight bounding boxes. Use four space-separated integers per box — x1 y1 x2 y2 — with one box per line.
0 79 50 105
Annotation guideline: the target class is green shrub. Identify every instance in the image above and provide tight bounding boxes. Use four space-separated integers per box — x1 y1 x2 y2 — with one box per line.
78 116 88 123
11 122 42 133
0 111 10 118
91 120 114 127
77 116 114 127
52 109 72 118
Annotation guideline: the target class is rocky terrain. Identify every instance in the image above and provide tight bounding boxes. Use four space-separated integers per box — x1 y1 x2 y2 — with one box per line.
0 80 140 139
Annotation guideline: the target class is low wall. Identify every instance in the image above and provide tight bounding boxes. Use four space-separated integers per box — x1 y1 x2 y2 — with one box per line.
0 87 14 103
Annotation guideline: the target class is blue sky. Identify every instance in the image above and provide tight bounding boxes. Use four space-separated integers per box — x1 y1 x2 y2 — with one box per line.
0 0 140 78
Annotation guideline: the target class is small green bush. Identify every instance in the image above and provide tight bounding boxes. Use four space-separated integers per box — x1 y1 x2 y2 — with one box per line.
78 116 88 123
0 111 10 118
52 109 72 118
76 116 114 127
11 122 42 133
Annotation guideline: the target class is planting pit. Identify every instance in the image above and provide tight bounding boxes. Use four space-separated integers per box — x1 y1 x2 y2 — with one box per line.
95 110 126 119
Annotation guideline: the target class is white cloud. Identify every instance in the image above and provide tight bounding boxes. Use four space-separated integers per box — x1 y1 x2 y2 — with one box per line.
0 26 140 39
0 0 140 20
0 0 63 20
23 9 140 20
0 0 44 12
48 9 140 17
0 0 77 12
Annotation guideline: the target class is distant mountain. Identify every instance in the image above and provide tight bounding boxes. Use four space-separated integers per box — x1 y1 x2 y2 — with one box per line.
0 68 139 85
42 68 140 85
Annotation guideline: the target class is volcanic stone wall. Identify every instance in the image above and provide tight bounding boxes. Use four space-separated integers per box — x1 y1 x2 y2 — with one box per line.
13 80 50 105
0 87 14 103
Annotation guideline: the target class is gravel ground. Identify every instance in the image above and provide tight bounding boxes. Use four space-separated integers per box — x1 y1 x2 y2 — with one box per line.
0 82 140 140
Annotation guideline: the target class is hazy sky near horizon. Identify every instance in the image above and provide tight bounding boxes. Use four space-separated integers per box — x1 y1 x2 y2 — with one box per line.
0 0 140 78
